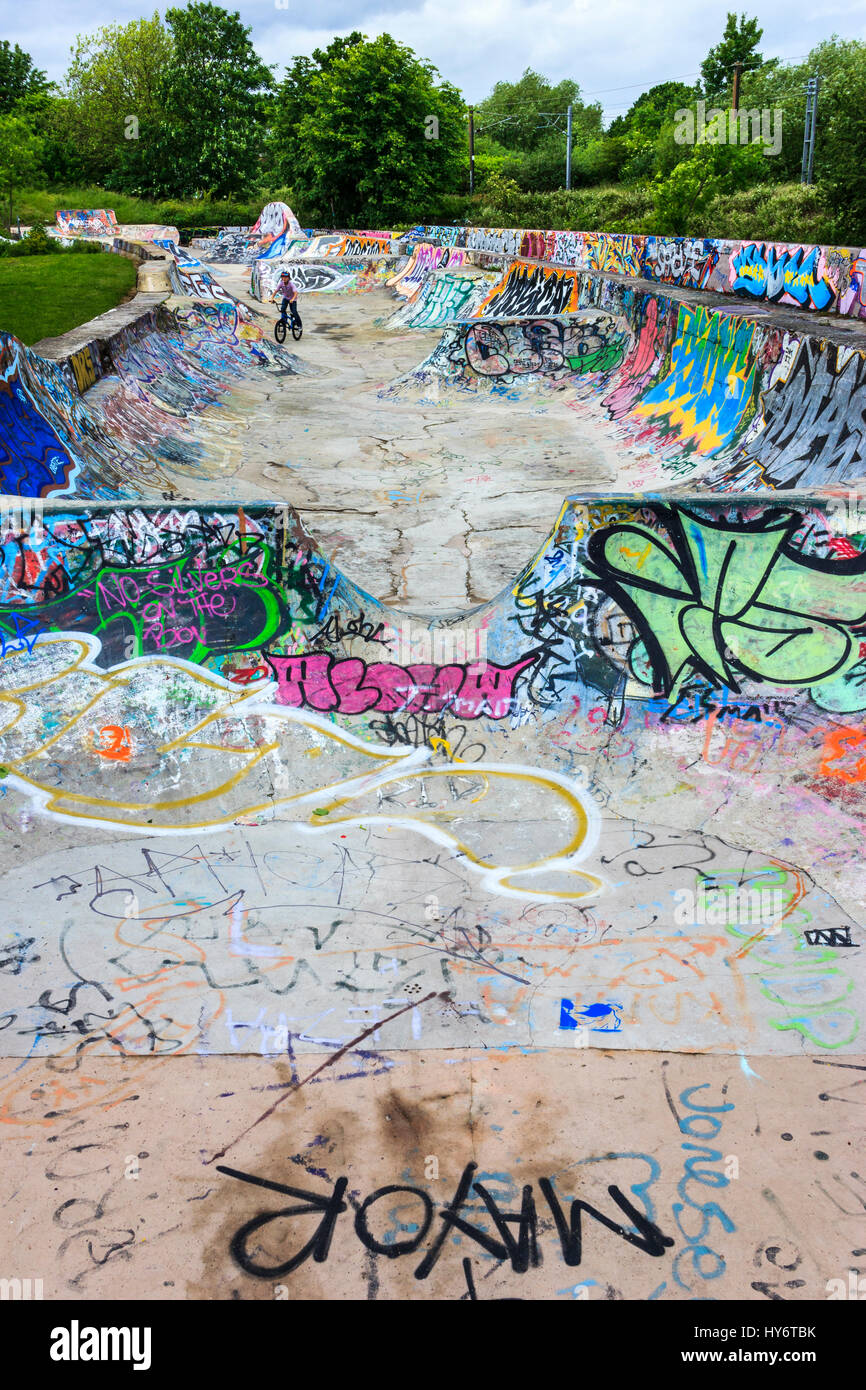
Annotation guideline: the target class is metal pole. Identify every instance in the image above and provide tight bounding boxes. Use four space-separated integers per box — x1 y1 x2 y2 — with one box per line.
801 77 818 184
807 77 819 185
468 107 475 194
800 82 811 182
566 104 573 190
731 60 743 111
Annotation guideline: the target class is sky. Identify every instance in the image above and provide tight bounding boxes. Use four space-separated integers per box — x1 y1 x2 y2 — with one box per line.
3 0 866 119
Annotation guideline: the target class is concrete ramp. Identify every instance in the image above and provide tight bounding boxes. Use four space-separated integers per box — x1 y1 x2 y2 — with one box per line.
0 495 862 1062
388 281 866 492
192 202 304 263
0 302 315 499
382 267 500 328
387 241 470 297
251 257 396 300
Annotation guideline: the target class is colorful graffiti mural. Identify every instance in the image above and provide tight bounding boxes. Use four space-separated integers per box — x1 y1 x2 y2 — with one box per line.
632 304 757 456
0 499 862 1061
387 242 469 298
389 262 865 490
476 262 581 318
414 314 627 388
55 210 119 237
420 225 866 319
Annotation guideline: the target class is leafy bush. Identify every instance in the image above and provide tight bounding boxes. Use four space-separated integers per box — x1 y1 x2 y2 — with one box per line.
0 220 57 255
0 219 107 257
413 176 836 245
705 182 833 243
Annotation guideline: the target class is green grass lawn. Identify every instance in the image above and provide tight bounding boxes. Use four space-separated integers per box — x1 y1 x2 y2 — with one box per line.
11 185 292 231
12 186 169 226
0 253 138 345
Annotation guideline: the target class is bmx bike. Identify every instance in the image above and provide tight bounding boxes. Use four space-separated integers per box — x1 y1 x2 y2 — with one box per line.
274 311 302 344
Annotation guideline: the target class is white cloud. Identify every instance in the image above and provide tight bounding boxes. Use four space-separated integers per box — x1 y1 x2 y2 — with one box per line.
5 0 866 120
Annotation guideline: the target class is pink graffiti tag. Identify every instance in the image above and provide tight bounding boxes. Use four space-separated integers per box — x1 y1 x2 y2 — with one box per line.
268 653 538 720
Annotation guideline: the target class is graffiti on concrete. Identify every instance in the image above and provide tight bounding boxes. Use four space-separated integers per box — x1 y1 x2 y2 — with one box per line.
421 225 866 319
477 263 580 318
633 305 757 456
730 243 835 311
716 339 866 490
55 210 118 237
269 651 538 718
583 506 866 707
643 237 721 290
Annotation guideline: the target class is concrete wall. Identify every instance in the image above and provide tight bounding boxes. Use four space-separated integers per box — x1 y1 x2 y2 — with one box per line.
389 270 866 491
422 226 866 319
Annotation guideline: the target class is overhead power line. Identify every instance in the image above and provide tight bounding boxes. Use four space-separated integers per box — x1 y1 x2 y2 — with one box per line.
474 54 821 111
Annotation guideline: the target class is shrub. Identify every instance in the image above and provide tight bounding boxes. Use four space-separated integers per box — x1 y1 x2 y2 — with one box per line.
0 220 108 258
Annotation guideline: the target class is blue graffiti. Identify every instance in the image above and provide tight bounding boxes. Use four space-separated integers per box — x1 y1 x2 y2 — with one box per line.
0 611 43 656
731 243 835 311
0 363 74 498
560 999 623 1032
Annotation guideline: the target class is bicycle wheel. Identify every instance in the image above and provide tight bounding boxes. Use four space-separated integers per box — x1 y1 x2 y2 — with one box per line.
274 319 287 344
291 321 303 341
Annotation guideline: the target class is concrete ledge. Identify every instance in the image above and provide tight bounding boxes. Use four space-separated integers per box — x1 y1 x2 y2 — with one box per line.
33 290 170 395
28 234 174 395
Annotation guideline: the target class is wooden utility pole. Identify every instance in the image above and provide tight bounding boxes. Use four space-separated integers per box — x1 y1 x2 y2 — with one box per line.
731 60 743 111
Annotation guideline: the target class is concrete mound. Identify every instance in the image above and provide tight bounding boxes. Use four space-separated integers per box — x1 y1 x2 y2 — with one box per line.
387 277 866 492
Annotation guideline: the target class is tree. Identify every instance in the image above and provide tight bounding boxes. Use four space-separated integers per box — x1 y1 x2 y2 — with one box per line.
63 15 172 186
475 68 599 154
472 68 602 192
728 36 866 230
271 33 465 224
0 114 43 232
701 13 764 100
156 3 273 197
0 41 48 115
609 82 698 141
652 137 767 234
12 92 85 185
806 38 866 243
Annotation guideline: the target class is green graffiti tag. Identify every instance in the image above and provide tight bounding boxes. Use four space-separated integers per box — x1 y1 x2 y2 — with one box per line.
567 340 624 375
94 547 283 665
585 508 866 706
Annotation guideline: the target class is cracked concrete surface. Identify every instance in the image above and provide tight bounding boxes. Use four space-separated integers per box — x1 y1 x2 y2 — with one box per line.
203 261 621 612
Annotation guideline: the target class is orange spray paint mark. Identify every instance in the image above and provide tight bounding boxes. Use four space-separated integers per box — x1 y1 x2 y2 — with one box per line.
819 726 866 783
92 725 133 762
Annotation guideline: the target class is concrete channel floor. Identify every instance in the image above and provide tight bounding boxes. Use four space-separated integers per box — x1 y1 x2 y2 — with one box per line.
201 260 624 612
1 251 864 1308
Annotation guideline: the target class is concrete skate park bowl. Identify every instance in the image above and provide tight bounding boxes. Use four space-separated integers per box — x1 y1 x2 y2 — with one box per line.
0 217 865 1302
